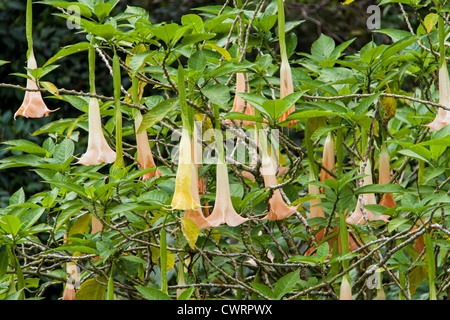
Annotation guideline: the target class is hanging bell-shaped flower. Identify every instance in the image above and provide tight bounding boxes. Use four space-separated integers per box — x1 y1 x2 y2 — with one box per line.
76 98 116 165
346 161 390 225
206 160 249 227
278 59 297 127
320 132 335 193
226 72 255 127
171 129 201 211
135 111 162 180
14 50 58 119
339 276 352 300
378 145 396 208
426 63 450 130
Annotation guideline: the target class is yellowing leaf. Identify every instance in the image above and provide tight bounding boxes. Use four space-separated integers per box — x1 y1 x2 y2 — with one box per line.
342 0 355 5
181 217 200 250
69 213 92 236
150 246 175 271
424 13 438 33
75 277 107 300
40 81 61 98
204 43 231 61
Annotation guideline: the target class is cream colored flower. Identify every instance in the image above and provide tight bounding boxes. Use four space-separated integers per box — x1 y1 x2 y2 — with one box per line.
426 63 450 130
340 276 352 300
14 50 58 119
206 160 249 227
76 98 116 165
278 59 296 127
226 72 255 127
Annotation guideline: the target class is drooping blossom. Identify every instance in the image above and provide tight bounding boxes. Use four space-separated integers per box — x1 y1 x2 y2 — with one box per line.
185 125 210 229
378 145 396 208
426 62 450 130
278 58 297 127
308 170 326 240
260 130 298 220
206 160 249 227
226 72 255 127
346 161 390 225
340 276 352 300
76 98 116 165
320 132 335 188
62 261 79 300
134 110 162 180
170 128 201 211
14 50 58 119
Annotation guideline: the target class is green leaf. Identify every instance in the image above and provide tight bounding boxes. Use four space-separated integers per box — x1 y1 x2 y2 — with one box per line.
201 84 230 108
2 140 48 157
311 34 335 61
38 1 92 18
274 270 300 300
188 50 207 71
181 14 203 33
355 184 405 195
129 51 154 74
9 187 26 206
388 218 412 233
153 23 179 45
76 277 107 300
0 215 22 236
249 282 275 299
316 242 330 260
43 42 91 68
177 286 195 300
136 286 171 300
94 2 112 21
137 98 179 134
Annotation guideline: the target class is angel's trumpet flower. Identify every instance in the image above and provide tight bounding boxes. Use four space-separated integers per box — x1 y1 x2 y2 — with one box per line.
171 129 200 210
346 161 389 225
340 276 352 300
278 59 296 127
76 98 116 165
226 73 255 127
320 132 335 192
206 160 249 227
135 111 162 180
62 261 79 300
260 142 299 220
378 145 395 208
14 50 58 119
185 127 210 229
426 63 450 130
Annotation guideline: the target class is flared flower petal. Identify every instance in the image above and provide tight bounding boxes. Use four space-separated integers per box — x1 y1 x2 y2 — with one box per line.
206 161 248 227
14 50 58 119
171 129 200 211
426 63 450 130
278 59 296 127
135 111 162 180
261 153 298 220
76 98 116 165
226 72 255 127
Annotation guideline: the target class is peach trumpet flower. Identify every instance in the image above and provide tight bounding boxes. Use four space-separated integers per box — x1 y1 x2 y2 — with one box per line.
134 111 162 180
14 50 58 119
320 132 335 192
278 58 297 127
170 128 201 211
260 146 299 220
76 98 116 165
346 160 390 225
226 72 255 127
426 63 450 130
378 145 396 208
206 160 249 227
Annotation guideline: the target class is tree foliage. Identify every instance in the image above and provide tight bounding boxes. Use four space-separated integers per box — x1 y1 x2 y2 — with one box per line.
0 0 449 301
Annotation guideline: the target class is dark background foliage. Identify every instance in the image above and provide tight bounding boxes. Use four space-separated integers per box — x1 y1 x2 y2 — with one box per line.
0 0 397 206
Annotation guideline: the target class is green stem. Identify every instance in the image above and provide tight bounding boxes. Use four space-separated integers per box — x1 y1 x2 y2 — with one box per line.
438 8 445 67
26 0 33 58
277 0 287 61
213 103 225 163
336 128 343 177
88 38 96 94
178 65 192 136
424 232 437 300
339 212 350 272
113 49 124 170
160 226 168 295
107 265 115 300
305 122 318 178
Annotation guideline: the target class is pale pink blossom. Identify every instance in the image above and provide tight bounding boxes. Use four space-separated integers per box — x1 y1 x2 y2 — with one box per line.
426 63 450 130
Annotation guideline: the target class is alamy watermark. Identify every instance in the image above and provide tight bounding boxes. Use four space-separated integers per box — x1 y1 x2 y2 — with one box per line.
366 5 381 30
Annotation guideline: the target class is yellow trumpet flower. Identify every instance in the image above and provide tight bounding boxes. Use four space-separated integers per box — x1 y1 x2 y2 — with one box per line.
76 98 116 165
170 128 200 211
14 50 58 119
